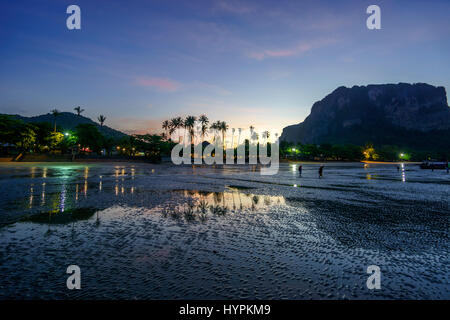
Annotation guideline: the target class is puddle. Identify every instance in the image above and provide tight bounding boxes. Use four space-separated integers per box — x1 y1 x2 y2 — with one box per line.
21 207 98 224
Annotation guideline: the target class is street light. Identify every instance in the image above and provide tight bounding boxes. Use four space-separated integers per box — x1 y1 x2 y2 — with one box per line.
64 132 70 136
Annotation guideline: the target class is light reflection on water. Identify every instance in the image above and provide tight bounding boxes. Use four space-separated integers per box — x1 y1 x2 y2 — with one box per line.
20 161 423 218
23 164 286 225
401 163 406 182
1 163 449 299
179 189 285 210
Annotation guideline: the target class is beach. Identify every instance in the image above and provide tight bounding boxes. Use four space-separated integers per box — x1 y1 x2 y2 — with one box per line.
0 162 448 299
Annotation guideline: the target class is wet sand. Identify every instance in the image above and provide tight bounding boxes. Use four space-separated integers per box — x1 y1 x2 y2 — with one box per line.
0 162 448 299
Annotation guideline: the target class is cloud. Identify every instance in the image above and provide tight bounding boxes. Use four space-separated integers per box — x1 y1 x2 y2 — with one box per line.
248 38 337 60
134 77 181 92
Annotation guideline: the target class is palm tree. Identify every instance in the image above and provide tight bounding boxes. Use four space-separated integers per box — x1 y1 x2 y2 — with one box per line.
261 131 270 149
98 115 106 126
74 106 84 116
51 109 60 132
249 125 255 142
220 121 229 150
231 128 236 148
170 117 183 143
199 114 209 143
162 120 170 139
168 118 176 138
237 128 242 146
184 116 197 145
210 121 221 142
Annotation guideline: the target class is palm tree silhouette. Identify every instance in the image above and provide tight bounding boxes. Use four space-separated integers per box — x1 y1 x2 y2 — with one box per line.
184 116 197 145
74 106 84 116
249 125 255 143
237 128 242 146
98 115 106 126
210 121 221 142
220 121 229 151
170 117 183 143
168 118 176 139
51 109 60 132
231 128 236 148
199 114 209 143
162 120 170 140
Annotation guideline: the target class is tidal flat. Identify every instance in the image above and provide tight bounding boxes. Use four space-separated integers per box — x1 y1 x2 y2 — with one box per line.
0 162 448 299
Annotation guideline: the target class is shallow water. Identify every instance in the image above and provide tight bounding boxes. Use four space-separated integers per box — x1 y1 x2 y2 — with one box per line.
0 162 448 299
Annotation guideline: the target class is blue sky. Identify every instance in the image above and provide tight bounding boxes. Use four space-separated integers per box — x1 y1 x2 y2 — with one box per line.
1 0 449 137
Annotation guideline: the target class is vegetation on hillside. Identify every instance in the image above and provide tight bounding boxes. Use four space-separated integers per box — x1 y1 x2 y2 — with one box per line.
0 114 173 162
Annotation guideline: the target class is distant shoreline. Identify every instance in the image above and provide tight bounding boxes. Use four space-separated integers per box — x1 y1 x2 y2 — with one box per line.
0 158 422 166
283 159 421 165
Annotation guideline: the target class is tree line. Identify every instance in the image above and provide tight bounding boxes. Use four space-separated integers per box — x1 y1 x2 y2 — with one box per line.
161 114 272 147
280 141 444 162
0 110 174 162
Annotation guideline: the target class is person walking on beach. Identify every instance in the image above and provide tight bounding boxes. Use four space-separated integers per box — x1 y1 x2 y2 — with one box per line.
298 165 302 176
318 165 324 178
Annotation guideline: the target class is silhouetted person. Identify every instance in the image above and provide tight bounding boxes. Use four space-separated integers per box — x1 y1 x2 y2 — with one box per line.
397 166 400 172
318 165 324 178
298 165 302 176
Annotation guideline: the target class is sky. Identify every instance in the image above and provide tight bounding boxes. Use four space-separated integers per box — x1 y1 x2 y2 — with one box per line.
1 0 449 139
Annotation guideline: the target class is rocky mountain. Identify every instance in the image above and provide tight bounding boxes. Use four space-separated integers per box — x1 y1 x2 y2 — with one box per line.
8 112 127 140
280 83 450 150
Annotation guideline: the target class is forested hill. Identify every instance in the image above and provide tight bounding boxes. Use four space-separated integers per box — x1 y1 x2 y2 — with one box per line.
6 112 127 140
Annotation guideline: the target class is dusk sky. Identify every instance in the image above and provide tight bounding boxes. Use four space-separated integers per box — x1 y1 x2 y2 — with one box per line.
1 0 449 137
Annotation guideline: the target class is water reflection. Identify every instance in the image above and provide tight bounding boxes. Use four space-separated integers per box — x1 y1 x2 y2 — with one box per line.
19 165 286 227
170 189 285 215
23 188 286 227
41 182 46 206
23 207 97 225
401 163 406 182
28 185 34 208
60 186 66 212
363 164 407 182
